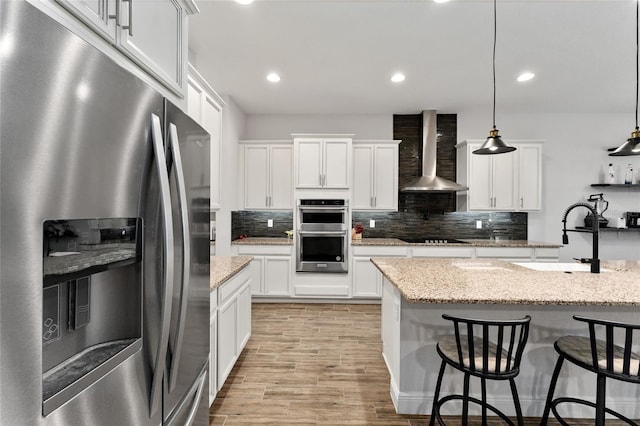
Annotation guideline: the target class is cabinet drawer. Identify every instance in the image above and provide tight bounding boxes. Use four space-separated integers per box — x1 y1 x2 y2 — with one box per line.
411 247 475 258
475 247 533 259
236 245 293 255
352 246 409 257
535 248 560 259
218 267 251 304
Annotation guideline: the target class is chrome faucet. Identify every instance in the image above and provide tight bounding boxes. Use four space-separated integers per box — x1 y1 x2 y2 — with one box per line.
561 202 600 273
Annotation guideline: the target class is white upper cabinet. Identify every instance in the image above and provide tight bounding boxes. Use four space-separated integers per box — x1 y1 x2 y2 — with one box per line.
239 141 294 210
457 140 543 212
55 0 196 95
352 141 400 211
517 143 543 211
294 135 352 189
187 64 225 210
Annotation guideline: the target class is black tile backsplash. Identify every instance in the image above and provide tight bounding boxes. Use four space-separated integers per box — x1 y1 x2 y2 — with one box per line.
352 211 527 240
231 211 293 239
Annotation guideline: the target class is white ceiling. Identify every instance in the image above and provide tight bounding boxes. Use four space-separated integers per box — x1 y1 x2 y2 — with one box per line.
189 0 637 116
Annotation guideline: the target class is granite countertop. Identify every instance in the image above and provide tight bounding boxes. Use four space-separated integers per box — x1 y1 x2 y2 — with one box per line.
371 257 640 306
352 237 561 248
231 237 293 246
210 255 253 290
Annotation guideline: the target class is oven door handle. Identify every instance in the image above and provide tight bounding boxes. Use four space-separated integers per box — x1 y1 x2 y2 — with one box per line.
297 230 347 236
298 207 347 212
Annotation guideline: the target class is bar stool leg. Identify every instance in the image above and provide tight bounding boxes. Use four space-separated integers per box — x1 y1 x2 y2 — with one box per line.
462 372 470 426
480 377 487 424
509 378 524 426
541 355 565 425
595 374 606 426
430 360 447 426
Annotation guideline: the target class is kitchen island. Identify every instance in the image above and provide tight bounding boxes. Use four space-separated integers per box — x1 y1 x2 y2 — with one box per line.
372 257 640 419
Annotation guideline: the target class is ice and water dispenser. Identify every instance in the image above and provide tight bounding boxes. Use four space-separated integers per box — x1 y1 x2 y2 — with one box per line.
42 218 142 415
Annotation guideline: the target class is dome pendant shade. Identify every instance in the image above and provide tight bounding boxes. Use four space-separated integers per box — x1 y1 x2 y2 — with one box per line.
472 128 516 155
609 128 640 156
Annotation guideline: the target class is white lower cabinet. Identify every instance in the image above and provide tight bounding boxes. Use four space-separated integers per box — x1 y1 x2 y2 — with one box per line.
352 257 382 298
208 291 218 406
232 245 293 297
352 245 409 298
215 266 252 393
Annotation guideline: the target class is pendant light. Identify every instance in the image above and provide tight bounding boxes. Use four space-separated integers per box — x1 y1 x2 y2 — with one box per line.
610 0 640 156
473 0 516 155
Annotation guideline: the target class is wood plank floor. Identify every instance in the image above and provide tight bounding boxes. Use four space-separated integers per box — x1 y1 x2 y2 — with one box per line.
208 303 617 425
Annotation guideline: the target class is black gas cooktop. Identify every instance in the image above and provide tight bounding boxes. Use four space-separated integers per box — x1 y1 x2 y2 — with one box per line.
398 237 469 244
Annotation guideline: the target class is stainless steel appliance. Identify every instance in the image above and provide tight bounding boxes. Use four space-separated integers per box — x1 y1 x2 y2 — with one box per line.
1 3 210 424
626 212 640 228
296 199 349 273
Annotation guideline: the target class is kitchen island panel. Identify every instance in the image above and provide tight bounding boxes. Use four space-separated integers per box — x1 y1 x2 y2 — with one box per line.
382 278 640 418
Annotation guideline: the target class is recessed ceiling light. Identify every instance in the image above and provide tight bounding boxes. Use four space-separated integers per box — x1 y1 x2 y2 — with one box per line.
235 0 254 5
266 73 281 83
391 73 406 83
433 0 450 3
517 72 535 82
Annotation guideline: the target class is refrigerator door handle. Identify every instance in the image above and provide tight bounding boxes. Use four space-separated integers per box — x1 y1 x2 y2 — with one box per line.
167 122 192 392
184 367 207 426
149 113 175 416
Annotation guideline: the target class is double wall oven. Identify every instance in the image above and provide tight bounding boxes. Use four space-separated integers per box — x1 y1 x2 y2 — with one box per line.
296 199 349 273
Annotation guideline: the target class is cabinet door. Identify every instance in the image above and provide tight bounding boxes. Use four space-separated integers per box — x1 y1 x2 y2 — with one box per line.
518 144 542 211
217 297 237 390
56 0 116 42
468 144 493 210
203 96 222 209
323 139 350 188
118 0 184 92
209 312 217 405
352 145 374 209
296 139 322 188
244 146 269 209
237 284 252 351
492 152 517 210
263 256 291 296
248 257 264 295
352 257 381 298
373 145 398 210
269 146 293 209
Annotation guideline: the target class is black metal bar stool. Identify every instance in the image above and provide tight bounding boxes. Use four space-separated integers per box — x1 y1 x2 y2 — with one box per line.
541 315 640 426
429 314 531 426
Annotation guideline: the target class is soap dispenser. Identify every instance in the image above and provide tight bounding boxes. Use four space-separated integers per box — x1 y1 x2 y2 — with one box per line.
625 164 634 185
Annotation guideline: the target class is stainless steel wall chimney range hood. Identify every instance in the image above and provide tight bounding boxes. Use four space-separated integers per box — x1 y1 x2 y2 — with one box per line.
400 110 469 193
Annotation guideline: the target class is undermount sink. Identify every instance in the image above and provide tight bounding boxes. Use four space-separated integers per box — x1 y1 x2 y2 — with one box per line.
512 262 611 273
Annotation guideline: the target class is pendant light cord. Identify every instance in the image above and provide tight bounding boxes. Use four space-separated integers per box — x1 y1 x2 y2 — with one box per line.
492 0 497 130
632 0 640 130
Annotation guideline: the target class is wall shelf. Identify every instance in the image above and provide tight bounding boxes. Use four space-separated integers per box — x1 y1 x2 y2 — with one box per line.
591 183 640 188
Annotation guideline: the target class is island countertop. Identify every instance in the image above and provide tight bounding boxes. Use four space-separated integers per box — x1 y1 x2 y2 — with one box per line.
210 255 253 290
371 257 640 306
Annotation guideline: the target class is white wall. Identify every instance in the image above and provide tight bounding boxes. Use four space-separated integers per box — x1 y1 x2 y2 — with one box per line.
244 114 393 140
458 110 640 261
216 95 246 255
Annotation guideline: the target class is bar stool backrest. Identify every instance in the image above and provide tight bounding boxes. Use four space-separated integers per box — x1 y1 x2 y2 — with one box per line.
442 314 531 376
573 315 640 381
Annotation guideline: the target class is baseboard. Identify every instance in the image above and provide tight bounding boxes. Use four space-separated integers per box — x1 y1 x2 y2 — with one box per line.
389 388 640 420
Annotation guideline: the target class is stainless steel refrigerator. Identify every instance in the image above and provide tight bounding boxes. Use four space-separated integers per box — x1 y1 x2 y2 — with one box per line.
0 2 211 425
